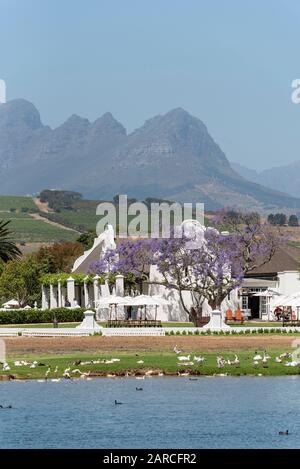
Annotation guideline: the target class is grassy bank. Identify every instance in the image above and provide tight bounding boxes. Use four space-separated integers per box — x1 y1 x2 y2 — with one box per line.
2 349 300 380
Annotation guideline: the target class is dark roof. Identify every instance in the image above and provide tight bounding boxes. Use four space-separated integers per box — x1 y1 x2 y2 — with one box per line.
72 236 146 274
246 245 300 276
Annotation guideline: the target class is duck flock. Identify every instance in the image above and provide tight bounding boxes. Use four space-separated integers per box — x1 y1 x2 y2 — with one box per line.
173 346 300 371
1 348 299 381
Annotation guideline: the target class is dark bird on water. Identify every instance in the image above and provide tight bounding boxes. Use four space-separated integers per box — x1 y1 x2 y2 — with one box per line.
136 387 143 391
279 430 289 435
0 405 12 409
114 400 123 405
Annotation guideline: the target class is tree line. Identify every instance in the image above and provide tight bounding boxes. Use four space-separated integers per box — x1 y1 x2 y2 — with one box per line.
267 213 299 226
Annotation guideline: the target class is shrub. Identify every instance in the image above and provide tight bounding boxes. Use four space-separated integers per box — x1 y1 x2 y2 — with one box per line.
0 308 87 325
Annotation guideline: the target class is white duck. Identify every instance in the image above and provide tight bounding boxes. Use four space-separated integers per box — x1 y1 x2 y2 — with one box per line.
253 353 262 361
193 355 205 363
233 355 240 365
178 355 190 361
285 361 300 367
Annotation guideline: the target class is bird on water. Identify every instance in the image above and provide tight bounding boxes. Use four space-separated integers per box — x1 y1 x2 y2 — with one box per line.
279 430 289 435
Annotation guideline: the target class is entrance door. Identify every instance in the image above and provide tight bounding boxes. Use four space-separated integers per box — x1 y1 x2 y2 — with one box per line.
248 296 260 319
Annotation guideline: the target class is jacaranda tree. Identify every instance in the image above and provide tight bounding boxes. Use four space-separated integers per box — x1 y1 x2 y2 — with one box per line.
89 212 279 322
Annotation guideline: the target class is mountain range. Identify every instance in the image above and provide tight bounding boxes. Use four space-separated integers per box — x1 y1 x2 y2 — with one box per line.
1 98 300 213
231 161 300 200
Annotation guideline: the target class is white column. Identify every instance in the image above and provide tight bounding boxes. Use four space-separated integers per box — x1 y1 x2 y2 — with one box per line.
57 280 62 308
84 276 90 308
115 274 124 297
61 287 66 308
93 275 100 308
49 284 58 309
67 277 75 307
42 285 49 310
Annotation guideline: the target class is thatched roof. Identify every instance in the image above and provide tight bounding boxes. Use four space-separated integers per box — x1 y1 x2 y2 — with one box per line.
246 245 300 276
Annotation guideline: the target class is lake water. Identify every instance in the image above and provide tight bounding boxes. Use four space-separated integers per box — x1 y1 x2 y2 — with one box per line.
0 376 300 448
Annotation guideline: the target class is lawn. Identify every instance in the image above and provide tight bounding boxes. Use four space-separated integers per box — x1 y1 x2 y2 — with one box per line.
2 349 300 380
234 322 283 328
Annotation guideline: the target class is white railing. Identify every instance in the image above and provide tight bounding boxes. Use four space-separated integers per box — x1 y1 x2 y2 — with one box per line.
103 327 165 337
21 328 93 337
0 328 22 337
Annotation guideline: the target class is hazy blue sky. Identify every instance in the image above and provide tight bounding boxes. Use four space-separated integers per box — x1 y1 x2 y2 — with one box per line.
1 0 300 170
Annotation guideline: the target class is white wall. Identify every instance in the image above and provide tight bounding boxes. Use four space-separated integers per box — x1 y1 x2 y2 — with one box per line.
277 271 300 296
148 265 239 322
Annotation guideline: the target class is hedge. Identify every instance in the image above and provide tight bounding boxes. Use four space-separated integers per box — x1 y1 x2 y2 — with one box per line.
0 308 88 325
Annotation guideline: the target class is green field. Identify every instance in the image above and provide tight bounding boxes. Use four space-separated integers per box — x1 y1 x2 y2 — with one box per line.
0 195 37 212
45 210 100 231
0 211 32 219
2 349 300 379
8 219 77 243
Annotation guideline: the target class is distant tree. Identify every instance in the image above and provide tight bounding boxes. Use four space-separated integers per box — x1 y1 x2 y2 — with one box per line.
21 207 30 213
0 255 41 306
267 214 275 225
76 231 96 250
288 215 299 227
39 190 82 211
35 242 84 273
0 220 21 262
273 213 287 226
9 208 16 213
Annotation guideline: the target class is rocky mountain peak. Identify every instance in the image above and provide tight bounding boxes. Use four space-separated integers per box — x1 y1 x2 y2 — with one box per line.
0 98 43 130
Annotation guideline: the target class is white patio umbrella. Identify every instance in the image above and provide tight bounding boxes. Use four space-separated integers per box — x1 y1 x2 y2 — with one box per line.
252 290 282 320
128 295 170 321
2 299 20 308
279 294 300 320
271 295 290 308
96 296 129 321
97 296 130 306
253 289 281 297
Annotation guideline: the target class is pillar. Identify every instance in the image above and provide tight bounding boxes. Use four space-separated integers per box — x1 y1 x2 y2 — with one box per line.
84 276 90 308
42 285 49 310
93 275 100 308
115 274 124 297
49 284 58 309
61 287 66 308
67 277 75 307
57 280 62 308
